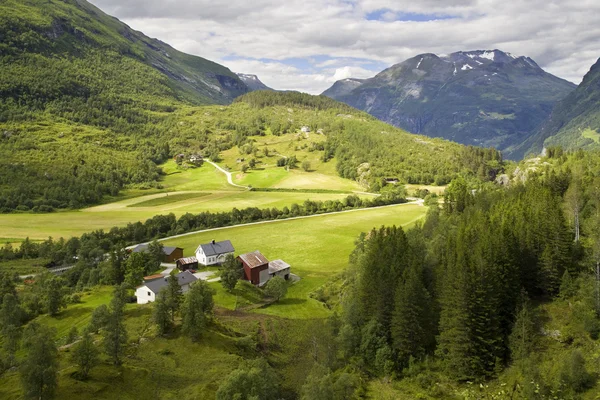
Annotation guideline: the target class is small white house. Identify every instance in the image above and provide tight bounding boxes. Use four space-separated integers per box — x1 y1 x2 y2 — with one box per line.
135 271 197 304
195 240 235 266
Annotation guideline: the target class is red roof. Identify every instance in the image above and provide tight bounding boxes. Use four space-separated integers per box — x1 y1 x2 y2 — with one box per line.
238 251 269 269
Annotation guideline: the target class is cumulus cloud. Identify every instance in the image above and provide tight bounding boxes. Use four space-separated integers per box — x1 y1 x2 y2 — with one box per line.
90 0 600 93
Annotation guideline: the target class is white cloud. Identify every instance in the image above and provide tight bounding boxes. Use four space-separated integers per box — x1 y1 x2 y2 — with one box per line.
89 0 600 94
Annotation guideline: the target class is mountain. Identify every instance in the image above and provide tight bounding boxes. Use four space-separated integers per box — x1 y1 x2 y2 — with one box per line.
508 57 600 159
0 0 251 212
321 78 364 98
236 73 273 91
0 0 248 106
322 50 576 155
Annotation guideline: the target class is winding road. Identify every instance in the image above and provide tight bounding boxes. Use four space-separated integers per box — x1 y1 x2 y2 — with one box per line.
204 159 249 190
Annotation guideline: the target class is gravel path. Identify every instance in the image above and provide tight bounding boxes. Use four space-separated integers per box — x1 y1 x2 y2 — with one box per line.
205 159 249 190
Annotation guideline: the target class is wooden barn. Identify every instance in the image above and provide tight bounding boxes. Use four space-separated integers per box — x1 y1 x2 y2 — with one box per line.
238 251 270 286
238 251 292 286
131 244 183 263
176 256 199 271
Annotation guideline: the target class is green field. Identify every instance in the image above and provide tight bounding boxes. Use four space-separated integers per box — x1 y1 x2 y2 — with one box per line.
582 128 600 143
126 192 212 207
0 160 373 240
161 203 426 318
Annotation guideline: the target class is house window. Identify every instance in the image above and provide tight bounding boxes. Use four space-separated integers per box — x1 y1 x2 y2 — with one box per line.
148 291 151 296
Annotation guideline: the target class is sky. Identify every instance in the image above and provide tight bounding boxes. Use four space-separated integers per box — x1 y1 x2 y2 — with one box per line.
90 0 600 94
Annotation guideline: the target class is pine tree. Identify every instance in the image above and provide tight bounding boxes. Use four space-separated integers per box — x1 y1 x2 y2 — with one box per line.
391 266 433 367
103 285 128 366
44 277 66 316
509 293 537 363
164 275 182 323
153 292 171 335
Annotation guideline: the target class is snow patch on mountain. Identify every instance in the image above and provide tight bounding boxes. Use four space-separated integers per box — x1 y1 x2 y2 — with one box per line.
480 51 495 61
416 57 423 69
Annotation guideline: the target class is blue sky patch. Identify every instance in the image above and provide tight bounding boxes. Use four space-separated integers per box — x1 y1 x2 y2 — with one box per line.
365 9 455 22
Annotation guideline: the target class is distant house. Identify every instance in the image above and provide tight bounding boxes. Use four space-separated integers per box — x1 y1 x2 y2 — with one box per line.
385 178 399 184
301 126 311 133
189 154 203 163
176 256 199 271
135 271 197 304
238 251 291 286
131 244 183 263
195 240 235 266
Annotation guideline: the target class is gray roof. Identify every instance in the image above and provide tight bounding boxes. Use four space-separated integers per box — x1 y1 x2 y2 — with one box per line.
268 259 290 274
196 240 234 257
132 244 181 256
142 271 197 294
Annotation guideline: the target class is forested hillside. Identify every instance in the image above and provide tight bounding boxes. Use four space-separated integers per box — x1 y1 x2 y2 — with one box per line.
509 57 600 159
0 78 500 212
314 149 600 397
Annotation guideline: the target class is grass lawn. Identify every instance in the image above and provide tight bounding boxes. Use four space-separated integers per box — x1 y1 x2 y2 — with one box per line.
0 286 245 400
0 156 375 241
126 192 211 207
0 191 373 240
161 203 427 319
582 128 600 144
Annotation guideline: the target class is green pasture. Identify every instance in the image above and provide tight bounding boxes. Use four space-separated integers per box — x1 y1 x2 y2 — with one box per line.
161 203 427 319
582 128 600 143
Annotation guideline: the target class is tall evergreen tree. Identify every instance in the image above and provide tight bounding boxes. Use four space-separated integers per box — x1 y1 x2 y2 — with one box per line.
164 275 182 323
103 285 128 366
153 292 171 335
391 266 433 367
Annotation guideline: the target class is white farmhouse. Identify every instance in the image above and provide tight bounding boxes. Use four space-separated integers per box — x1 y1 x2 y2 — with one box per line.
195 240 235 266
135 271 197 304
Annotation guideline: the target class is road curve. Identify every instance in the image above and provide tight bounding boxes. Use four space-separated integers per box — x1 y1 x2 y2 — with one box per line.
204 159 249 190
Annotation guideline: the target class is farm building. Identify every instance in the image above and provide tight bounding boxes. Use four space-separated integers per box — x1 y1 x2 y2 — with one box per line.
268 259 291 281
176 256 199 271
238 251 291 286
135 270 197 304
195 240 235 266
131 244 183 263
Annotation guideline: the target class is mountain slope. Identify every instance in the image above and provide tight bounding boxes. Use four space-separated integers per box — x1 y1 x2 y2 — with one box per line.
0 0 250 212
0 0 247 106
509 57 600 158
322 78 364 98
323 50 575 155
236 73 273 91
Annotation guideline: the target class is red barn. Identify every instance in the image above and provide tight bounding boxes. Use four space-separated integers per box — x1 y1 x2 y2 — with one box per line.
238 251 269 286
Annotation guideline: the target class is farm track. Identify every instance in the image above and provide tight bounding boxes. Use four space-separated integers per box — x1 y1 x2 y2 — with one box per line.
205 159 249 189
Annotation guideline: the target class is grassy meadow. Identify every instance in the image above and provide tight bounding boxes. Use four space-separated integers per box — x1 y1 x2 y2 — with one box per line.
0 160 375 240
161 203 426 318
0 203 426 399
